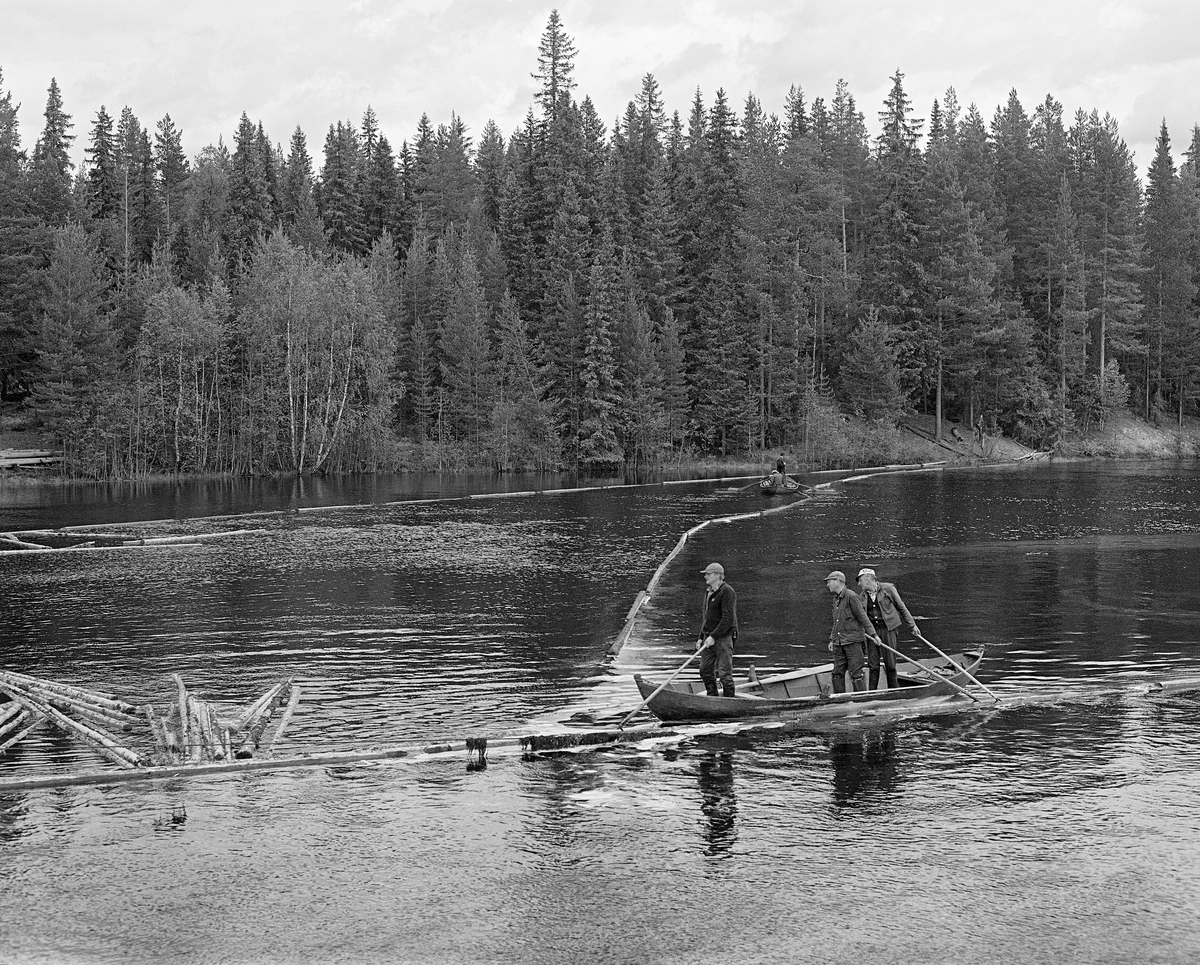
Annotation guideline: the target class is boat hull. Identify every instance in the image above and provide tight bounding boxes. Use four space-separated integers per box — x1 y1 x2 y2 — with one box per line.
634 650 985 723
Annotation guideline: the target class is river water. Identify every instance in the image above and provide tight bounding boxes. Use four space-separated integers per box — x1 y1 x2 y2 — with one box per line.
1 462 1199 965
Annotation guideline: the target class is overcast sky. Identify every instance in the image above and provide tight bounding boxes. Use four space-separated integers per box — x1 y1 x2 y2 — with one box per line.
4 1 1198 179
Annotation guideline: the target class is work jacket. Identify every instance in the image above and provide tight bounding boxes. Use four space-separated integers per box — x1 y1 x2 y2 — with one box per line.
861 582 917 632
700 582 738 642
829 588 875 646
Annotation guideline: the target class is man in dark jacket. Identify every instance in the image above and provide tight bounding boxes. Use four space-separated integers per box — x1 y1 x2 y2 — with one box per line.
697 562 738 697
824 570 881 693
856 567 919 690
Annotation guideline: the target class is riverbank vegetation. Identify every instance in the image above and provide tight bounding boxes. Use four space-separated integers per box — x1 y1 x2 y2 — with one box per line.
2 12 1200 478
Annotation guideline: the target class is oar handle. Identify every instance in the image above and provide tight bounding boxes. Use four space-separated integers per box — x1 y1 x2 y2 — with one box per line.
912 630 1001 703
619 642 711 729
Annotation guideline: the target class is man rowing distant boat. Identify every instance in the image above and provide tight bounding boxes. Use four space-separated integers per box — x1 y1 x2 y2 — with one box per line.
824 571 882 693
696 562 738 697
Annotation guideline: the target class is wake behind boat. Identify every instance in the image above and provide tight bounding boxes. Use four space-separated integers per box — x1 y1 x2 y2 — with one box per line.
633 648 985 723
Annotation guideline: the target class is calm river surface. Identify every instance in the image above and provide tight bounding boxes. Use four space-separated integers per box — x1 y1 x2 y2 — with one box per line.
2 462 1199 965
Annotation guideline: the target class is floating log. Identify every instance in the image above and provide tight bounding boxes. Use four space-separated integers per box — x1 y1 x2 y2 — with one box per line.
0 535 51 551
4 688 140 768
237 697 281 759
231 680 289 735
0 723 674 792
261 685 302 756
172 674 191 761
142 705 176 763
0 670 141 716
48 699 136 736
0 711 45 755
0 699 25 729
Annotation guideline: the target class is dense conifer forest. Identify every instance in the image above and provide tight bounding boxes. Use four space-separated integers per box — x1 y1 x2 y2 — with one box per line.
1 11 1199 477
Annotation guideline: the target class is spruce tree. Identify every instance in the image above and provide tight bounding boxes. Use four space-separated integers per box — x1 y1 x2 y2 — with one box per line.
154 114 190 236
29 78 74 226
85 106 119 221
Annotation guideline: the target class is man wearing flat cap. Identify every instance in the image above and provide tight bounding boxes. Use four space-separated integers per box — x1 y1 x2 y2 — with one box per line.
824 570 880 693
856 567 918 690
697 562 738 697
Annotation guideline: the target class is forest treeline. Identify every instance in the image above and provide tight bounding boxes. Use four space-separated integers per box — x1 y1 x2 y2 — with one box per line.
2 11 1200 477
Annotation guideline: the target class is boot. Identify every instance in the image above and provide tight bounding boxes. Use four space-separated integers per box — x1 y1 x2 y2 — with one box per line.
702 677 718 696
831 674 846 694
869 669 880 690
722 683 736 698
851 674 866 693
885 669 898 690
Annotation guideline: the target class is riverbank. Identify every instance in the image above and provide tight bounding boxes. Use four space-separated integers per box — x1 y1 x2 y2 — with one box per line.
3 399 1195 481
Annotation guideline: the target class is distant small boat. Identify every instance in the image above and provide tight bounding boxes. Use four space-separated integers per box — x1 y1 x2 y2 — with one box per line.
759 477 805 496
634 649 985 723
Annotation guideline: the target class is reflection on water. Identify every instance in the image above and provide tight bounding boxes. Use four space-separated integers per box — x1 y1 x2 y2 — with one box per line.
696 750 737 856
2 463 1200 963
826 730 899 810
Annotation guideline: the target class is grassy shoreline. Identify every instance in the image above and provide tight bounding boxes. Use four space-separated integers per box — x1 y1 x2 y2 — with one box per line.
3 405 1198 483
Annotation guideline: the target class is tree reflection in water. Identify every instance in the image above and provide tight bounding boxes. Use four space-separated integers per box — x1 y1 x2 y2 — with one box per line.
697 750 738 855
827 730 899 809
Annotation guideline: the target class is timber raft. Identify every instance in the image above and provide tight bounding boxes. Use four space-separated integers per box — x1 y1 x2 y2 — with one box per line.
0 668 676 793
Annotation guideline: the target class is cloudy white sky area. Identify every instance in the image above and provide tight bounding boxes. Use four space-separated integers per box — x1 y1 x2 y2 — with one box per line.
3 0 1199 179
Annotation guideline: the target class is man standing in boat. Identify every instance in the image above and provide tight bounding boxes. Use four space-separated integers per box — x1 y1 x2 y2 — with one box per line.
856 567 918 690
824 571 881 693
697 562 738 698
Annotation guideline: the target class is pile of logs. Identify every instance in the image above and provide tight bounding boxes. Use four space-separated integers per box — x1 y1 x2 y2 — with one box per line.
0 670 300 769
152 674 300 765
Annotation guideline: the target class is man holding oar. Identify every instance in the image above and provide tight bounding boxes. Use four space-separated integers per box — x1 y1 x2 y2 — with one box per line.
697 562 738 697
856 567 919 690
824 571 882 693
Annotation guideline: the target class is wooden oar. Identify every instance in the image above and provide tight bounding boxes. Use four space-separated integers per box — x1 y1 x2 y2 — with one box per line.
618 642 711 729
912 629 1001 703
873 638 980 703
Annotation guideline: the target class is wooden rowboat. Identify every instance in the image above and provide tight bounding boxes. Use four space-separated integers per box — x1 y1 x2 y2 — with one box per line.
633 649 985 723
759 477 805 496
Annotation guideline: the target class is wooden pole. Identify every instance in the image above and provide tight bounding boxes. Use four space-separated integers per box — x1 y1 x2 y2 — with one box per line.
619 643 710 729
912 630 1001 702
874 639 980 703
